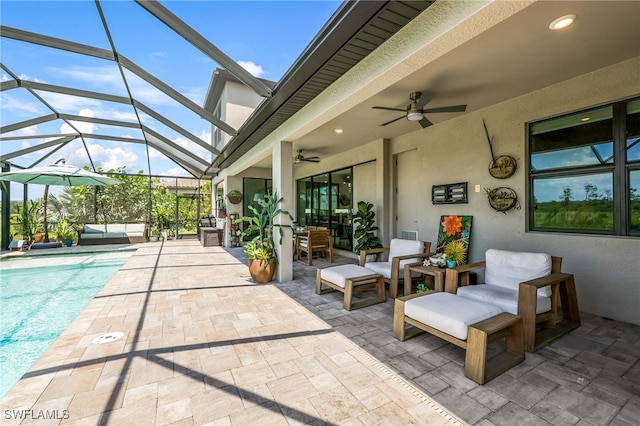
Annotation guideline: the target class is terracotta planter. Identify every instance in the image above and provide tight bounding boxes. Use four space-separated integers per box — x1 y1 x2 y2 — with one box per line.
248 258 277 283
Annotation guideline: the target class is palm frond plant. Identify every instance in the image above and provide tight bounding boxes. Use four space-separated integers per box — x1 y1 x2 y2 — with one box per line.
235 191 294 266
15 200 43 244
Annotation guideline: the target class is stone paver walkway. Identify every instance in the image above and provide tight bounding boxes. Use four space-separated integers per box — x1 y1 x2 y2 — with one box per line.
1 240 461 425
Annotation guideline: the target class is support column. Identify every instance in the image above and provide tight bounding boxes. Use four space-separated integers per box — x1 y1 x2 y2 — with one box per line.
376 139 392 246
1 162 10 251
272 141 293 282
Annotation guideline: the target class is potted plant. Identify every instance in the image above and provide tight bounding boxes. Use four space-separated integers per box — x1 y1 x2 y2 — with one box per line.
148 224 159 242
235 191 294 283
353 201 382 261
53 219 76 247
15 200 43 245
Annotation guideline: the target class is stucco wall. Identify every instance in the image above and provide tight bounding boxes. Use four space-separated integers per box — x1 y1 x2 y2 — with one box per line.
310 58 640 324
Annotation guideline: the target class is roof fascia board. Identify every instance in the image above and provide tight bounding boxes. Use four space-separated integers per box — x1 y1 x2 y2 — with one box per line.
1 113 57 134
134 0 273 98
210 0 394 169
134 101 220 155
120 55 238 136
0 26 115 60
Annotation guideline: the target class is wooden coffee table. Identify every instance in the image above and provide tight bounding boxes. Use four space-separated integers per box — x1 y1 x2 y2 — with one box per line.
404 263 446 295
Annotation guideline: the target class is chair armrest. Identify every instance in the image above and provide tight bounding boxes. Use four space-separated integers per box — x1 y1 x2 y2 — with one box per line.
444 261 487 293
393 251 434 262
390 252 433 274
359 247 389 265
519 272 573 289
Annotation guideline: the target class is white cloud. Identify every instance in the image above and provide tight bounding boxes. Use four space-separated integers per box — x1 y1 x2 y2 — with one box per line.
87 144 140 172
163 167 188 177
60 109 97 134
238 61 266 78
1 92 45 115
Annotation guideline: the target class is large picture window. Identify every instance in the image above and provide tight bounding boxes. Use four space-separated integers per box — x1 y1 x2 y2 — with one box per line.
528 97 640 236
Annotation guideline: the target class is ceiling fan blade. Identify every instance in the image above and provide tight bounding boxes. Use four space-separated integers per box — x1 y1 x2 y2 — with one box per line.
304 157 320 163
419 117 433 128
380 115 406 126
422 104 467 113
372 106 407 112
416 90 436 109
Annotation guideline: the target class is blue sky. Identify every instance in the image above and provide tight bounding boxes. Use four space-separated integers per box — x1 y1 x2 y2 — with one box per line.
1 0 342 201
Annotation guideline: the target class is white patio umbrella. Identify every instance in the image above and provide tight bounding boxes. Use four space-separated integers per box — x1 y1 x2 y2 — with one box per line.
0 160 120 242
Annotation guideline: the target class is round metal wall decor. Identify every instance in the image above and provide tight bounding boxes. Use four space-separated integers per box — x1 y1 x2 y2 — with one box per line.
488 155 517 179
227 190 242 204
486 186 519 213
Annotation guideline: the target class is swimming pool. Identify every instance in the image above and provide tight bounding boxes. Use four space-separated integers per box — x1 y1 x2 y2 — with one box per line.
0 250 134 398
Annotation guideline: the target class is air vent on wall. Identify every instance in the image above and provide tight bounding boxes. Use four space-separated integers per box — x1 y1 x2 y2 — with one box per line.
401 230 418 240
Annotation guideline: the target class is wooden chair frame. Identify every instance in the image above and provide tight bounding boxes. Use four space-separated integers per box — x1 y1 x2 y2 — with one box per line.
358 241 432 299
393 292 524 384
444 255 581 352
296 229 333 266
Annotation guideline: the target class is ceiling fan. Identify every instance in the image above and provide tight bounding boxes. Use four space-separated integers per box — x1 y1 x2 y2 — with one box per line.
294 149 320 164
372 91 467 128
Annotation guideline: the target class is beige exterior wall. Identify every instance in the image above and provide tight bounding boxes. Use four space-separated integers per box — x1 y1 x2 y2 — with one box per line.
302 57 640 324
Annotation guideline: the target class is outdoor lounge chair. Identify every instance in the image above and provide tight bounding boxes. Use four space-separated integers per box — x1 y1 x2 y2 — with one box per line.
444 249 581 352
359 238 432 299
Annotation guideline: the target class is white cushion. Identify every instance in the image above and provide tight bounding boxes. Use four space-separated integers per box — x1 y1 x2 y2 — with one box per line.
457 284 551 315
107 224 127 233
485 249 552 297
404 292 503 340
320 265 378 288
363 261 393 279
389 238 423 262
125 224 146 234
84 224 106 234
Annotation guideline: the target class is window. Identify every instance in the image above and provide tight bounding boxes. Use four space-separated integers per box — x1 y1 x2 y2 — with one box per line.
296 167 353 250
528 97 640 236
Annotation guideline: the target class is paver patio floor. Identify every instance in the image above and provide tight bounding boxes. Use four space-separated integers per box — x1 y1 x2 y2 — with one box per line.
1 240 462 425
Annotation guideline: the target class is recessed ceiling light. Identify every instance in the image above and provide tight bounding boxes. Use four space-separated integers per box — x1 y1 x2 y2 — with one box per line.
549 14 577 30
334 129 343 134
580 117 590 122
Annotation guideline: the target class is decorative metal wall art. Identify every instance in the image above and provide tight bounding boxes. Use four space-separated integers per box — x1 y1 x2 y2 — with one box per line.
482 119 517 179
485 187 520 213
227 190 242 204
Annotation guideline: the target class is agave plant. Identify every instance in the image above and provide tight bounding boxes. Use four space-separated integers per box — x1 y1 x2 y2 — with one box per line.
444 240 467 265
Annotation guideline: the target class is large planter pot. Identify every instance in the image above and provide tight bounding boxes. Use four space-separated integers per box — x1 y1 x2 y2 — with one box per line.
248 258 277 284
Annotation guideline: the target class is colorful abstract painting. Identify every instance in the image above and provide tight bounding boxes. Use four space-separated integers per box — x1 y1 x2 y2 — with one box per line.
436 215 472 265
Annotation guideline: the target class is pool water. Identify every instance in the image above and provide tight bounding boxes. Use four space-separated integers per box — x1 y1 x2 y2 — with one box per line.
0 250 134 398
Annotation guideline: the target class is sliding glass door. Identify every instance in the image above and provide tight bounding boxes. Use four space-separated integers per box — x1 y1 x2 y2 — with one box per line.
296 168 352 250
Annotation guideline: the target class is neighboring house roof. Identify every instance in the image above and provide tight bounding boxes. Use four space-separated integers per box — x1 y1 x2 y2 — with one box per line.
158 178 206 192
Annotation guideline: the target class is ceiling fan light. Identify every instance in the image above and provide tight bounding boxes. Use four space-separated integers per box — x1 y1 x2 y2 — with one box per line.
407 111 423 121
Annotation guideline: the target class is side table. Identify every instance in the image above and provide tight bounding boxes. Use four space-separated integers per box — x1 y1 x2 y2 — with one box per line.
404 263 447 295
